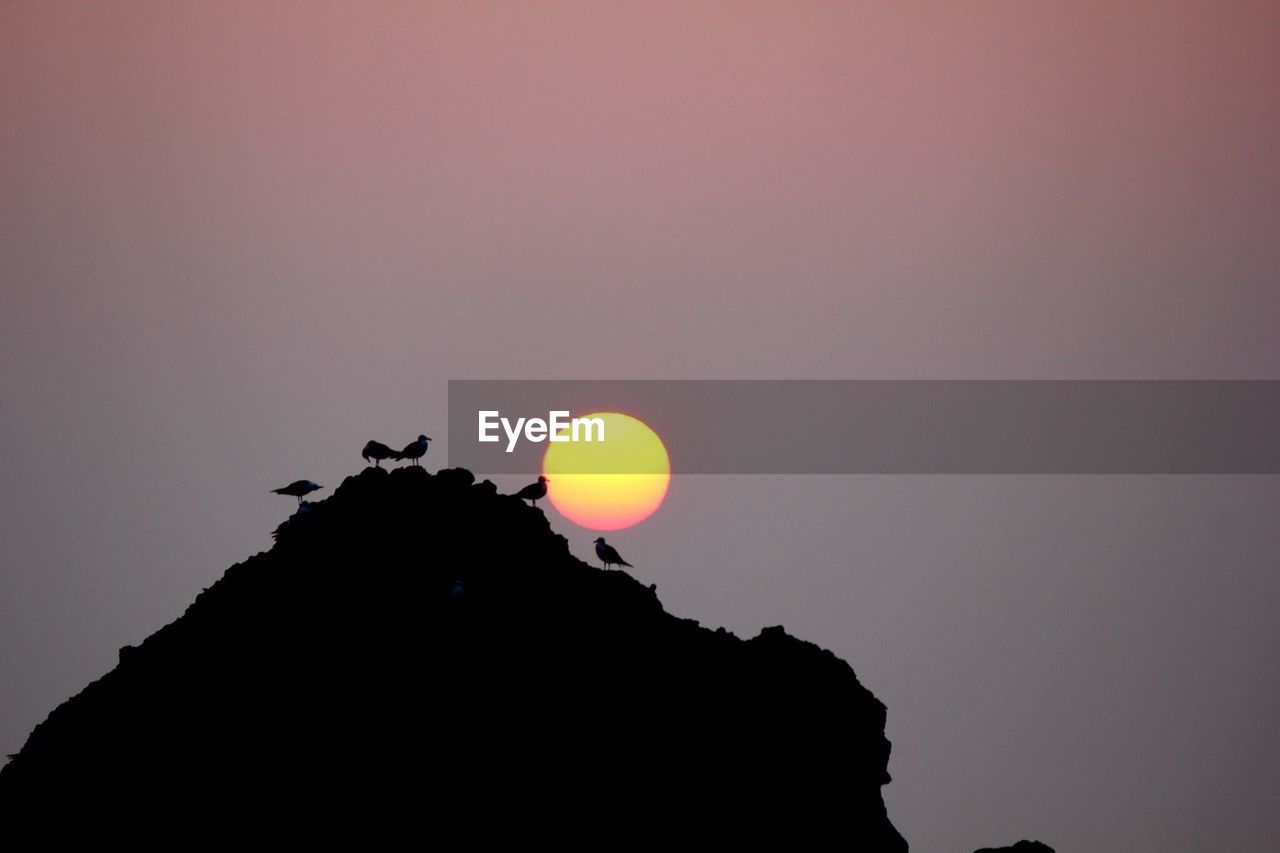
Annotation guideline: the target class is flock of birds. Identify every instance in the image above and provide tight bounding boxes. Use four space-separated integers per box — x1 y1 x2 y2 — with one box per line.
362 435 431 468
269 438 633 570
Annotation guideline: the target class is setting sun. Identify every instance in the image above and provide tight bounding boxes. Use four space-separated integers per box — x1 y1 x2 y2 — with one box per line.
542 412 670 530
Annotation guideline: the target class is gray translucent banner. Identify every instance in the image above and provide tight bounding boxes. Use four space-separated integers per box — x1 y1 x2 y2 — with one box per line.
447 380 1280 474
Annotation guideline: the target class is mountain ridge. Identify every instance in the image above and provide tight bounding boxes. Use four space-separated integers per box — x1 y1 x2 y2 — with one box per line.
0 464 1033 849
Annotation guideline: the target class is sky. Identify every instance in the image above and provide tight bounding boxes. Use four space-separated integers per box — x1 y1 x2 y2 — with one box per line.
2 2 1279 850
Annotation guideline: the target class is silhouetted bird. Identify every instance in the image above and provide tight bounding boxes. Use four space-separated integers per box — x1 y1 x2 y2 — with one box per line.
594 537 633 569
513 475 549 506
271 480 322 505
362 440 397 468
395 435 431 466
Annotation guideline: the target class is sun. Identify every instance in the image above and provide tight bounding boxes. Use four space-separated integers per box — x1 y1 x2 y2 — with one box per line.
542 412 670 531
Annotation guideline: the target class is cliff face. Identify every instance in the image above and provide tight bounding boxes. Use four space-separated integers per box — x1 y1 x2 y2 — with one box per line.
0 466 906 848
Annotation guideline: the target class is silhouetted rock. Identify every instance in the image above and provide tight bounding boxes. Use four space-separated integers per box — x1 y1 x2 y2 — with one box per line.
0 465 906 846
975 842 1055 853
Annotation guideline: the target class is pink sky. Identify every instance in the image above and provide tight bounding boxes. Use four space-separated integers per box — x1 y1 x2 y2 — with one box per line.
2 4 1278 850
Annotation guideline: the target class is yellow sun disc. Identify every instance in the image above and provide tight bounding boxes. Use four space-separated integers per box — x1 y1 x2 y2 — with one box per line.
542 412 670 531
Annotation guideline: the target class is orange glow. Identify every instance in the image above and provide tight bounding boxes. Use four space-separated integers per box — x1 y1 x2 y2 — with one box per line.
542 412 670 530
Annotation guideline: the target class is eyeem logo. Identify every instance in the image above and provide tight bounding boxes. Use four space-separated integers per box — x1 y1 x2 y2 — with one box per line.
478 410 606 453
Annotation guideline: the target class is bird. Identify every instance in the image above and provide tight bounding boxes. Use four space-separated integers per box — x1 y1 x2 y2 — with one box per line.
362 440 397 468
513 475 549 506
271 479 322 505
594 537 633 570
395 434 431 466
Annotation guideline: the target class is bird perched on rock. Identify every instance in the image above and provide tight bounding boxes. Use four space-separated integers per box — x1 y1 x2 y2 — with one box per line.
271 480 322 505
594 537 633 569
395 434 431 466
513 475 549 506
362 440 397 468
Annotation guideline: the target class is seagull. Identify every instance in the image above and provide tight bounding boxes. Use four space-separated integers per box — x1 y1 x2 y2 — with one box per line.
513 475 549 506
594 537 633 570
271 480 322 505
362 440 397 468
396 434 431 466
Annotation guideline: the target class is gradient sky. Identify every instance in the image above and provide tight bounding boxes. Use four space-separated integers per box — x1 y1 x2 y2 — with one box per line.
2 3 1278 850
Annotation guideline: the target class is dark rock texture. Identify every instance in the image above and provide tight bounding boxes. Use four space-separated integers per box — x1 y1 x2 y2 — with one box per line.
0 466 907 847
975 842 1056 853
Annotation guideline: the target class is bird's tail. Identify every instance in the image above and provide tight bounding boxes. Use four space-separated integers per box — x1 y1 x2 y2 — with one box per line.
620 560 634 567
